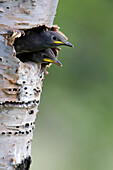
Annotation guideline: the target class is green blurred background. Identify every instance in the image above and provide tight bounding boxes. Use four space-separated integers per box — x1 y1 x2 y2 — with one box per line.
31 0 113 170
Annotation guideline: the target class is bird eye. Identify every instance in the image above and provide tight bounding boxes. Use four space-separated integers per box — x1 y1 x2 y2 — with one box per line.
43 55 47 58
53 36 57 40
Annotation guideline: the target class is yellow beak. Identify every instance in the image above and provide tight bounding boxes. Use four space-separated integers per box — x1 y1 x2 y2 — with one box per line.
43 58 62 67
54 41 64 44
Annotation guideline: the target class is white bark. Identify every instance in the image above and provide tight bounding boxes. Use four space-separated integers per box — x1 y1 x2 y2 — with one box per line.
0 0 59 169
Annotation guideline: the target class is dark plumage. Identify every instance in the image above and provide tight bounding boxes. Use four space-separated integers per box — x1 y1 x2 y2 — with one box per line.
14 30 74 54
17 48 62 66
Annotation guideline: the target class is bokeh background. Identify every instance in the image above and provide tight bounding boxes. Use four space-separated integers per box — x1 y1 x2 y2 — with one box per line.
31 0 113 170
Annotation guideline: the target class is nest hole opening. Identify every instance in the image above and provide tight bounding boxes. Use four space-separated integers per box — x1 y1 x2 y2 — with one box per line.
13 25 54 72
13 25 47 62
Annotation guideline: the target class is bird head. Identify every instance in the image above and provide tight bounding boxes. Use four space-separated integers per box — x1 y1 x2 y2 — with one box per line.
16 48 62 67
41 49 63 66
44 31 74 48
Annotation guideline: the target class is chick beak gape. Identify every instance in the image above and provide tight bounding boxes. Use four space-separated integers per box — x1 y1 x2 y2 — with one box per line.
54 40 74 47
54 41 64 44
43 58 63 67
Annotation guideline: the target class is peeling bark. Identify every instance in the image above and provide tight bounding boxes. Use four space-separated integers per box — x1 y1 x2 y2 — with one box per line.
0 0 59 169
0 0 59 31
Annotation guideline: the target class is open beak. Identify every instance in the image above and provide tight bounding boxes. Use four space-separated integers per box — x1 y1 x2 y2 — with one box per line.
54 40 74 47
43 58 63 67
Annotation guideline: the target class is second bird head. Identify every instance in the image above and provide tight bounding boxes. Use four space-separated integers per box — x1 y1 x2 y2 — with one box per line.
17 48 62 67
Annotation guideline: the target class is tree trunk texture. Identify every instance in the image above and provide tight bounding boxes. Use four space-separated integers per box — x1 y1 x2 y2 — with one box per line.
0 0 59 169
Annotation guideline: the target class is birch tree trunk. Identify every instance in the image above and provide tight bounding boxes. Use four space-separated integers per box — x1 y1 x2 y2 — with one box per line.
0 0 59 169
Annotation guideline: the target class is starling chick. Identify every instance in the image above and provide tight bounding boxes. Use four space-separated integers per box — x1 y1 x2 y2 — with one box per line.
17 48 62 67
14 30 74 54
